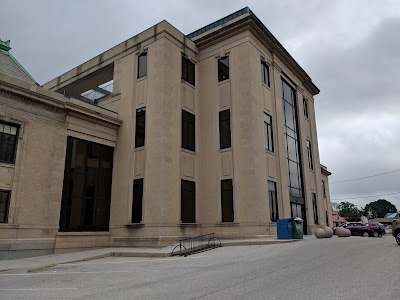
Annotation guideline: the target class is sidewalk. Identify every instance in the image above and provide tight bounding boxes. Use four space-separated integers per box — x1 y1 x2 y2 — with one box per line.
0 236 301 272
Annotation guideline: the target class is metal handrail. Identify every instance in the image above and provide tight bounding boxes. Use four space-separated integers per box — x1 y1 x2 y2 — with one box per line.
171 233 221 257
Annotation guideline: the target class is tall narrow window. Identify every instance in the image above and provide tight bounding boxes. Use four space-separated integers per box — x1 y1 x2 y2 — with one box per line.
261 60 270 87
268 181 278 222
221 179 234 222
303 97 309 118
135 108 146 148
182 57 195 86
307 140 313 170
137 53 147 79
218 56 229 82
0 122 18 164
322 181 326 198
132 179 143 223
0 190 10 223
264 113 274 152
182 110 195 152
219 110 231 149
181 180 195 223
312 192 318 225
325 211 329 226
59 137 114 232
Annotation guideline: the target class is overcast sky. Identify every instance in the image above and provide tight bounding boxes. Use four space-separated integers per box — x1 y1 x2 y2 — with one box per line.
1 0 400 210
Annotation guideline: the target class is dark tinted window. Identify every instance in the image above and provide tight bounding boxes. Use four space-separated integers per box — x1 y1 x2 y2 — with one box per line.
59 137 114 231
0 122 18 164
264 113 274 152
135 108 146 148
182 57 195 86
137 53 147 79
312 192 318 225
181 180 195 223
322 181 326 198
218 56 229 82
219 110 231 149
268 181 278 221
221 179 234 222
261 61 270 87
307 140 314 170
132 179 143 223
303 97 309 118
0 190 10 223
182 110 195 152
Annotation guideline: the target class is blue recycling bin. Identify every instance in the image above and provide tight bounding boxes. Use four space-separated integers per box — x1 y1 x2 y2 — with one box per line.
277 218 293 239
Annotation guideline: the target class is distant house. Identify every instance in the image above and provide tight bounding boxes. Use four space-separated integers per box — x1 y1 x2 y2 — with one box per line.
371 212 400 225
332 210 346 226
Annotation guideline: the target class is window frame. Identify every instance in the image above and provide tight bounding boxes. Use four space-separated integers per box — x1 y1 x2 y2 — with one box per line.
135 107 146 148
219 109 231 149
181 180 196 223
182 110 196 152
0 190 10 223
303 97 309 118
221 179 234 222
264 113 274 152
137 53 147 79
322 180 326 198
132 179 144 223
181 56 195 86
261 60 270 87
307 140 314 170
218 56 230 82
0 121 19 164
312 192 318 225
268 181 278 222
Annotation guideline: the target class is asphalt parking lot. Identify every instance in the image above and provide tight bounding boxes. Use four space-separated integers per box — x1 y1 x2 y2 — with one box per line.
0 236 399 300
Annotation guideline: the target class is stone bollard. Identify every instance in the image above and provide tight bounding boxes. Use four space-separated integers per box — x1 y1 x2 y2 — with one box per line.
336 227 350 237
322 227 333 238
315 228 325 238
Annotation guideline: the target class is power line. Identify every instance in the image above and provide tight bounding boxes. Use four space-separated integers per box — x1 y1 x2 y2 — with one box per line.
330 169 400 184
331 191 400 201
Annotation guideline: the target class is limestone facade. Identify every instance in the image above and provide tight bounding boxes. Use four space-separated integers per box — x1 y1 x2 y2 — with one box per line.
0 8 331 258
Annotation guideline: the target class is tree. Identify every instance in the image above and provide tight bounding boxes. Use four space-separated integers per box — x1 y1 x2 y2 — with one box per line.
363 199 397 218
338 201 360 220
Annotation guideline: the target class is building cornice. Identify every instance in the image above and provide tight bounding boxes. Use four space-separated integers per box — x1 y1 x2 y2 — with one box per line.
0 74 122 128
193 15 320 96
321 165 332 176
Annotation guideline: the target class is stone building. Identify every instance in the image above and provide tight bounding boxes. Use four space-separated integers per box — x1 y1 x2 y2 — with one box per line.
0 7 332 259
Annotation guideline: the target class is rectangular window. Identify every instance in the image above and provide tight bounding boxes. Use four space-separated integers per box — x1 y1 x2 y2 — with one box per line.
312 192 318 225
322 181 326 198
132 179 143 223
0 122 18 164
137 53 147 79
182 110 195 152
181 180 195 223
325 211 329 226
135 108 146 148
219 110 231 149
261 61 270 87
264 113 274 152
307 140 314 170
182 57 195 86
218 56 229 82
0 190 10 223
268 181 278 222
221 179 234 222
303 97 309 118
59 137 114 232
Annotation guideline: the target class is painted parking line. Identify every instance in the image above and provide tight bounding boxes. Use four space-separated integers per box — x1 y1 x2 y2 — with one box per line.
0 288 78 291
63 255 208 266
0 256 208 277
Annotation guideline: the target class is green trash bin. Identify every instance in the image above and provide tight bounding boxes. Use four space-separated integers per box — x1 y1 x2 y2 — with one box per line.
292 217 304 239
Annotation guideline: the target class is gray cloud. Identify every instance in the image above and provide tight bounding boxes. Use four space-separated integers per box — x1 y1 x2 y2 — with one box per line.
1 0 400 210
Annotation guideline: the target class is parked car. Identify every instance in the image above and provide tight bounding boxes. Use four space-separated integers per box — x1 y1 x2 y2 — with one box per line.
370 222 385 237
343 222 373 237
392 215 400 245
